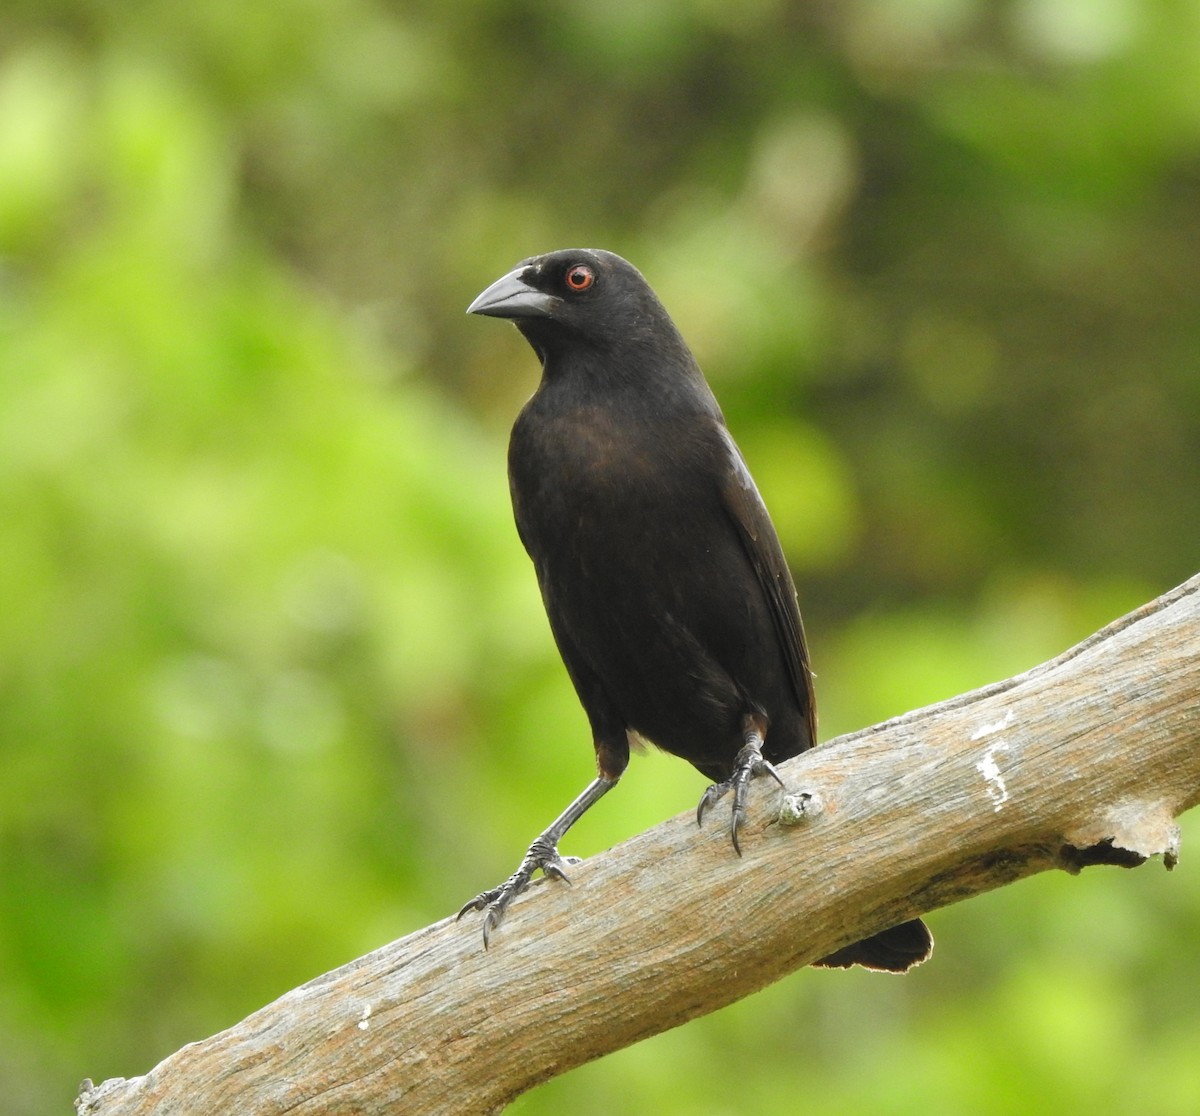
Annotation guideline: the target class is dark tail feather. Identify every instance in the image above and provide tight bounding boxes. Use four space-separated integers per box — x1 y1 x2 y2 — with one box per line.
813 918 933 973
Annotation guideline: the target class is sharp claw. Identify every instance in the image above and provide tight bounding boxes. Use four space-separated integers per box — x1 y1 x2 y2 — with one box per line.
759 759 785 788
697 782 729 827
730 781 749 856
456 891 492 921
481 889 517 950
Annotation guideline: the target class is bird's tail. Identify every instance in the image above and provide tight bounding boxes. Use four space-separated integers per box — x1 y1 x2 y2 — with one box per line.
812 918 933 973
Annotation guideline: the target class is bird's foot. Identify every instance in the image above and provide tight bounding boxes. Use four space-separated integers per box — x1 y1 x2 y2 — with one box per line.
696 735 784 855
456 839 581 948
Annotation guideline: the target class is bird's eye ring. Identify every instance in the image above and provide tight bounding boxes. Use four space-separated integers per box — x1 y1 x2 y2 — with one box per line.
565 265 594 292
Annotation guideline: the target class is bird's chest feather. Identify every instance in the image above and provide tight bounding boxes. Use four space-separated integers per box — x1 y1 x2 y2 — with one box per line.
509 400 710 567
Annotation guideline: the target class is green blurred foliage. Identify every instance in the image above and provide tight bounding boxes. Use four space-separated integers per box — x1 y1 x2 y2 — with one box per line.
1 1 1198 1112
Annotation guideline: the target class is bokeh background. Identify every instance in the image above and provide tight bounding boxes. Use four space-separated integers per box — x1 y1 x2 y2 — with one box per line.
3 1 1199 1113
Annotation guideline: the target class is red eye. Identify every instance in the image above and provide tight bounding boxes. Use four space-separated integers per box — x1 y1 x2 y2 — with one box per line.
565 265 594 292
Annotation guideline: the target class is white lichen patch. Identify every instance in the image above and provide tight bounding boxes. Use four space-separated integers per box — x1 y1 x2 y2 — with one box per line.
971 710 1015 811
976 742 1011 812
970 709 1014 741
357 1003 373 1031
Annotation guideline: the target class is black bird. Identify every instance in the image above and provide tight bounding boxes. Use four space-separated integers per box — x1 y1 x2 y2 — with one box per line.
460 248 931 972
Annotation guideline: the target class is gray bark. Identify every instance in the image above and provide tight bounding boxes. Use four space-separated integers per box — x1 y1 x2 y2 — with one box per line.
77 574 1200 1116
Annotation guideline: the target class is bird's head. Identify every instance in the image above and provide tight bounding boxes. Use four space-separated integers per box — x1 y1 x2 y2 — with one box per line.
467 249 688 367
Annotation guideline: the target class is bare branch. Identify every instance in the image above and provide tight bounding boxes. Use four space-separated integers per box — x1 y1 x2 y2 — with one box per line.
78 574 1200 1116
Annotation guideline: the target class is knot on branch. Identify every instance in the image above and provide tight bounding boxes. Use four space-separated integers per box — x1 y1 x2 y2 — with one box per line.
776 790 824 827
1060 799 1181 873
76 1078 132 1115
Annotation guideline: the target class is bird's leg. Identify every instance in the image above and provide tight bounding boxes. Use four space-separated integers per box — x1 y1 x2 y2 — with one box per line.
457 774 616 948
696 714 784 855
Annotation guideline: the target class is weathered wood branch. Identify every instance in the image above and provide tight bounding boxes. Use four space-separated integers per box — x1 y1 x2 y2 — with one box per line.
78 575 1200 1116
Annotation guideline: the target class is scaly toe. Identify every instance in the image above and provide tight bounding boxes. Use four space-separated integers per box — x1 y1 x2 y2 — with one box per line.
700 733 787 854
458 843 577 947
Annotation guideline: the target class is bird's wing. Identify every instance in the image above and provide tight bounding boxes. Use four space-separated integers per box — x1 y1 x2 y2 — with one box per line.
716 427 817 742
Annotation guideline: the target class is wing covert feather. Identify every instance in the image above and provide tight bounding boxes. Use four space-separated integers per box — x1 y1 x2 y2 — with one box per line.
717 428 817 743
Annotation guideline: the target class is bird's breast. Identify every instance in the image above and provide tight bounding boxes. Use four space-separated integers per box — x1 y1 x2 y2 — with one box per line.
509 402 712 559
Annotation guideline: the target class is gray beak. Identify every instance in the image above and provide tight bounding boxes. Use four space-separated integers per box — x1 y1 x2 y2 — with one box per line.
466 268 559 319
